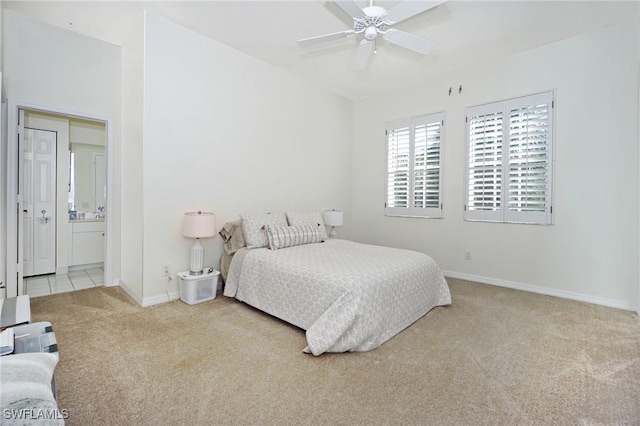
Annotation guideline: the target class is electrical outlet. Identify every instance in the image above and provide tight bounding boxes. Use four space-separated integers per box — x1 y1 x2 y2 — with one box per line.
161 264 171 277
464 251 472 261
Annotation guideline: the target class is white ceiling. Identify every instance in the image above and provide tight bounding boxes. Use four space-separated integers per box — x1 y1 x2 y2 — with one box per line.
4 1 638 99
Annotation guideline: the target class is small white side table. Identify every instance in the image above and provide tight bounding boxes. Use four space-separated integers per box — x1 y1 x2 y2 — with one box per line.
177 269 220 305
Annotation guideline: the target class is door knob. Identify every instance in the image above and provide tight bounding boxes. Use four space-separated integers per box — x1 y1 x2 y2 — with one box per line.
40 210 49 223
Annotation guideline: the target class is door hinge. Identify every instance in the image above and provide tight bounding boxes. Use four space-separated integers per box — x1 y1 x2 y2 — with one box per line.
550 206 553 214
552 100 555 108
464 205 467 211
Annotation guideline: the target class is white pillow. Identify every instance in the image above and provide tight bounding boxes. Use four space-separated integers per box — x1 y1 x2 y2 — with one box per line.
286 211 328 240
0 353 61 423
240 212 288 249
265 223 324 250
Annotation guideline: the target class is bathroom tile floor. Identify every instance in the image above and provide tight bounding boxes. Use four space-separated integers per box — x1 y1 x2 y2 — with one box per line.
25 266 104 298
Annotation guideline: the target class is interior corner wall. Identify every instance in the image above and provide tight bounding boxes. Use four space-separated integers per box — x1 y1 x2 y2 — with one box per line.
119 17 145 303
140 13 353 304
352 19 640 310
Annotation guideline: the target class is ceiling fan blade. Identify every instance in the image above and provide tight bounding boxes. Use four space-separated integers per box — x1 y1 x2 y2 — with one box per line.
335 0 366 20
383 29 437 55
384 0 448 25
297 30 356 46
354 39 374 70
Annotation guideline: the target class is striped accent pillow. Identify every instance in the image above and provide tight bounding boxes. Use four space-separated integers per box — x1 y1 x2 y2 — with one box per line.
286 211 328 240
264 223 324 250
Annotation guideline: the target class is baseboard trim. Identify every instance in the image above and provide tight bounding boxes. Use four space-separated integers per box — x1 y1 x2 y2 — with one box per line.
141 292 180 307
112 279 180 307
69 263 103 272
105 279 120 288
116 280 143 306
442 270 635 312
55 267 69 275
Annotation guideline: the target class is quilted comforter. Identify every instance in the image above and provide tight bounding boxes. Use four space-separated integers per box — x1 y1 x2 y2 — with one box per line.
223 239 451 355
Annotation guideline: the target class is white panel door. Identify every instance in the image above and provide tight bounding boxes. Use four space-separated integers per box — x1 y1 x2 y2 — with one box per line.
22 129 34 276
23 128 57 276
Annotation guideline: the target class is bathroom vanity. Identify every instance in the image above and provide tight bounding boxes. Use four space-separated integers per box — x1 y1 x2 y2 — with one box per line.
68 219 104 266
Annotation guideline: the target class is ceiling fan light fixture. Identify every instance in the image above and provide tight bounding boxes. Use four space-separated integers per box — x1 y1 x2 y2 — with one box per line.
364 26 378 41
298 0 448 68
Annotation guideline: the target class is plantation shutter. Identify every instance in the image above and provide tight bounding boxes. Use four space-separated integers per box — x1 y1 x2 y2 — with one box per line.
413 116 442 210
505 92 553 224
465 91 554 224
386 119 411 212
466 106 504 221
386 113 444 218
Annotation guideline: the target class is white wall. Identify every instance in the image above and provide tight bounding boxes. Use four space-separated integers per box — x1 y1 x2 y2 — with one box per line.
0 3 4 71
3 11 121 117
352 20 640 310
0 69 4 297
135 13 353 304
1 4 6 297
120 16 145 301
2 10 122 288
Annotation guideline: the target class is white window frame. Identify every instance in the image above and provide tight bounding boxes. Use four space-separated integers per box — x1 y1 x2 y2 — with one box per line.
385 112 445 218
464 91 554 225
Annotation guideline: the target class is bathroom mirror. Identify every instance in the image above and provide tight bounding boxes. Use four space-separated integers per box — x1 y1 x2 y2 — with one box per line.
68 118 106 216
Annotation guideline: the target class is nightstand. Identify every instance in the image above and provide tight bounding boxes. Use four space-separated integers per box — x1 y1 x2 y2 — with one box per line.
177 269 220 305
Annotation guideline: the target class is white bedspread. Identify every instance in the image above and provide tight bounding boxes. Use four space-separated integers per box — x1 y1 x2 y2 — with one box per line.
224 239 451 355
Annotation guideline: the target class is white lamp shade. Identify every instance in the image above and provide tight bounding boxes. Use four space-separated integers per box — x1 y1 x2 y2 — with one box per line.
183 211 217 238
323 210 343 227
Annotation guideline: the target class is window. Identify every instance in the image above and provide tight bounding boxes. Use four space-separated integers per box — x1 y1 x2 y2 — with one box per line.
386 112 444 218
465 91 554 224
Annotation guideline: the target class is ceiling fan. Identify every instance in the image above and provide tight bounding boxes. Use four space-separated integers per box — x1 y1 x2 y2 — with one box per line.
297 0 447 69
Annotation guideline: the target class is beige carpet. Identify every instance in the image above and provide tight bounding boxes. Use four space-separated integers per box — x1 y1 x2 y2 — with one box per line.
30 278 639 425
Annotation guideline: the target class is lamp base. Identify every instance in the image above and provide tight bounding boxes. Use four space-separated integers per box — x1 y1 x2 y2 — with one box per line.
190 239 204 275
329 227 338 239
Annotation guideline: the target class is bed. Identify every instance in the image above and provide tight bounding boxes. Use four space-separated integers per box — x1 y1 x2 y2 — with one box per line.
220 212 451 356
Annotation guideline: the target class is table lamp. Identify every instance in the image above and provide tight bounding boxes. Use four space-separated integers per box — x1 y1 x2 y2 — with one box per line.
323 209 343 238
183 211 216 275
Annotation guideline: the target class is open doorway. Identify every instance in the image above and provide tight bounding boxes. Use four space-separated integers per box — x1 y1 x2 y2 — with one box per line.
5 100 113 298
23 111 106 297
